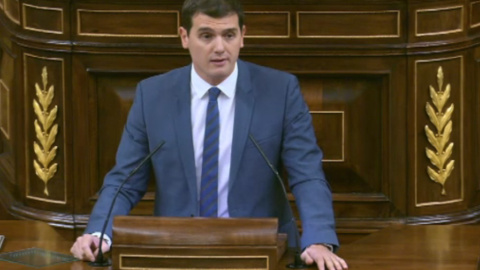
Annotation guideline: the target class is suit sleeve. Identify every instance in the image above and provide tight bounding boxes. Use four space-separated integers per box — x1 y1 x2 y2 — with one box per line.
84 81 152 240
281 75 339 250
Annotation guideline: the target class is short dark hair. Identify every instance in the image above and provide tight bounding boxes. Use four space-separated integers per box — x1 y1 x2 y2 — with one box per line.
181 0 244 33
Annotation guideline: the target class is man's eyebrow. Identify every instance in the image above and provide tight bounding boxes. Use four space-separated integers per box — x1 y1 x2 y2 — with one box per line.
197 27 214 32
196 27 239 33
222 28 239 34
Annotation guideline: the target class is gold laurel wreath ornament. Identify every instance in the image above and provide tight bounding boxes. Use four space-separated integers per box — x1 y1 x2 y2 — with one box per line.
424 66 454 196
33 67 58 196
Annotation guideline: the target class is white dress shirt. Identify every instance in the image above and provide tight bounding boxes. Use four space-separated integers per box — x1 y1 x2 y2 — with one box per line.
191 63 237 218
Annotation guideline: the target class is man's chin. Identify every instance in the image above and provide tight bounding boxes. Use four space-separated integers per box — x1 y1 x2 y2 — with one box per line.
207 71 232 84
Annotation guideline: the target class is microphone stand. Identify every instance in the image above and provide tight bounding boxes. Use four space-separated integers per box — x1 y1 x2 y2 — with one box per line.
248 134 308 269
89 140 166 267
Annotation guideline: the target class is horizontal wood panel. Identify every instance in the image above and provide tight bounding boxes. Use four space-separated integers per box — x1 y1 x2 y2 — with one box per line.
22 4 63 34
472 1 480 28
113 216 278 246
297 11 400 38
245 12 290 38
415 6 463 36
77 9 179 37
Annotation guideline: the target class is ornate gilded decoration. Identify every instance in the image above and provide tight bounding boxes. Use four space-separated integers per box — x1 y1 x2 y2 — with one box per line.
33 67 58 196
425 66 454 195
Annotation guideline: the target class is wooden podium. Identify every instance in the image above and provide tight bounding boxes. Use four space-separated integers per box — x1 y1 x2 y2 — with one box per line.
112 216 288 270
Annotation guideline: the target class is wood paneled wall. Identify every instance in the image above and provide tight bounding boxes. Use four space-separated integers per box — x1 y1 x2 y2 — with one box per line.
0 0 479 244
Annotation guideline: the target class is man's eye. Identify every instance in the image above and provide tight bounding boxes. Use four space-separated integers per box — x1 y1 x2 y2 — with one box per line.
200 33 212 40
225 33 235 39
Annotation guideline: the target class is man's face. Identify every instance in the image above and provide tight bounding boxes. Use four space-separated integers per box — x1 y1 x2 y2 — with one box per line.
180 13 245 85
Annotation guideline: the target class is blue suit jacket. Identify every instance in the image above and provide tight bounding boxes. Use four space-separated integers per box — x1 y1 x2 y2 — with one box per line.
86 60 339 249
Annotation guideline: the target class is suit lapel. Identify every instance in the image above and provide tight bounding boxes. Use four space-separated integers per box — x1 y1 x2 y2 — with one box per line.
229 60 255 189
173 65 198 204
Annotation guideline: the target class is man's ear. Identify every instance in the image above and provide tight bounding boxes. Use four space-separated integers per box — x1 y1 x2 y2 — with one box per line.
179 27 189 49
240 25 246 48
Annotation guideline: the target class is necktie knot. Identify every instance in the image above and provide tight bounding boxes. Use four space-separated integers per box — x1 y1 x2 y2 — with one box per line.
208 87 221 101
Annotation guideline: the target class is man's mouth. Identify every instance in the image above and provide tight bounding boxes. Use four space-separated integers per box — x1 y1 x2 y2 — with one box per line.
211 58 227 65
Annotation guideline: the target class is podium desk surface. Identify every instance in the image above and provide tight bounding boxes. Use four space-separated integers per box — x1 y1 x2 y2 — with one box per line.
0 220 478 269
0 220 79 270
336 223 480 270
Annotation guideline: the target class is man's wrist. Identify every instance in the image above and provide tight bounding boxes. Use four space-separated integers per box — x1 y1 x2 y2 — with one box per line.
310 243 333 252
90 232 112 247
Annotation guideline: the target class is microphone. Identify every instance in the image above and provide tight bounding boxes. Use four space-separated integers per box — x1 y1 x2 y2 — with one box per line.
89 140 166 267
248 134 307 269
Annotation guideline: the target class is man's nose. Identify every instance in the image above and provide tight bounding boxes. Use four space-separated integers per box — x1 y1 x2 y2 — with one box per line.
213 37 225 53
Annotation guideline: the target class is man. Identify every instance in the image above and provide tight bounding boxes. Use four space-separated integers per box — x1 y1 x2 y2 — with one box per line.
71 0 348 269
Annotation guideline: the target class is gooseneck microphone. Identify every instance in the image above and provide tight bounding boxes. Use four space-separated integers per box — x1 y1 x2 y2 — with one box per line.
89 140 166 267
248 134 308 269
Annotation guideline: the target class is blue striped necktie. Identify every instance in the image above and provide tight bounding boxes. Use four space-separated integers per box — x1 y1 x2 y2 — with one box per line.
200 87 221 217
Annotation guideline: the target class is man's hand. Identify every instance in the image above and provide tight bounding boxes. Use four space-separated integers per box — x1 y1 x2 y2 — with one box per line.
301 244 348 270
70 234 110 262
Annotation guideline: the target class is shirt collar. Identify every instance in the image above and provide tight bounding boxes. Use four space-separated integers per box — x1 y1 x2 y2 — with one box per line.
191 63 238 99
